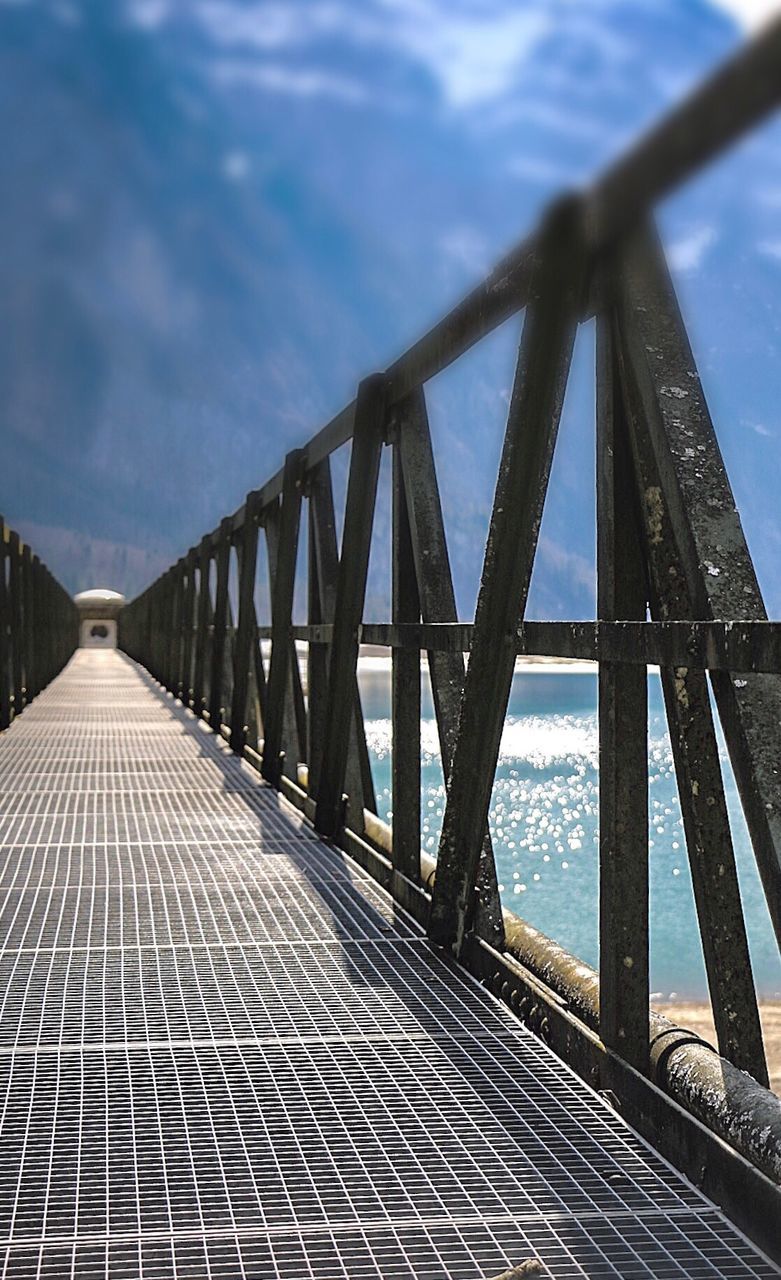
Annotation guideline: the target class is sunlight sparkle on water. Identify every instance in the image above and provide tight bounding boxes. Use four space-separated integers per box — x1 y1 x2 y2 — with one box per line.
361 669 781 1002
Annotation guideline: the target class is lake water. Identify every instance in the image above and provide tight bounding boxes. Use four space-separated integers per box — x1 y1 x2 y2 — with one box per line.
356 663 781 1002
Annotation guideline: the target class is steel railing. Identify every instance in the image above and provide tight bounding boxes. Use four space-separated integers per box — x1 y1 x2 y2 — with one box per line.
0 516 79 728
118 17 781 1255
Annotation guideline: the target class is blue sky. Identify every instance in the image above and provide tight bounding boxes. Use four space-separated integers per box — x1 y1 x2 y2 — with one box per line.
1 0 780 619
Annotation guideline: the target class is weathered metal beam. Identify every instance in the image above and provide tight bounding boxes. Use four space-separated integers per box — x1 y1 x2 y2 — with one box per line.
596 311 650 1070
0 523 77 727
396 386 504 947
515 619 781 671
230 490 261 754
262 452 304 786
179 548 196 705
263 498 304 779
296 617 781 669
307 458 376 824
587 16 781 251
221 591 237 729
208 242 536 545
192 535 212 716
616 273 768 1086
391 435 421 881
246 596 267 749
0 519 10 730
616 229 781 959
163 560 178 694
315 374 387 837
306 472 328 799
21 544 34 704
430 211 583 953
208 518 233 731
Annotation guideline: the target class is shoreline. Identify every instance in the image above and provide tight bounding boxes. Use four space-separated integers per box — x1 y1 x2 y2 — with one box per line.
655 1002 781 1095
280 642 601 675
356 646 598 673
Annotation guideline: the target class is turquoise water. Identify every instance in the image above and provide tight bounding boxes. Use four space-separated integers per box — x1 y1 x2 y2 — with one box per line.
358 666 781 1001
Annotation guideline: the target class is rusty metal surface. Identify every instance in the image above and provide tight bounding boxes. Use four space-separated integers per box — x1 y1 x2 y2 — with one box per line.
595 311 649 1069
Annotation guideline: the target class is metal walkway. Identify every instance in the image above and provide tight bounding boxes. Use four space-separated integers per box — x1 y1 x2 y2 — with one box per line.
0 650 775 1279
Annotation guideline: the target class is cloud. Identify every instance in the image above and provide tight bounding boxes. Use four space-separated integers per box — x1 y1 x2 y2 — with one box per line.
507 154 578 185
498 100 607 142
758 239 781 261
109 229 199 336
667 225 717 272
538 535 594 595
439 226 490 275
212 58 368 103
372 0 552 107
125 0 171 29
196 0 553 109
222 149 251 181
196 0 333 49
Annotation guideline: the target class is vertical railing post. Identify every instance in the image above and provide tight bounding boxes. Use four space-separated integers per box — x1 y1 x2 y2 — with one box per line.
156 575 166 683
171 560 183 696
397 387 504 943
8 532 23 718
0 519 9 730
30 556 40 697
306 474 328 797
35 561 47 688
208 518 233 732
179 549 197 706
262 453 304 786
173 558 187 697
192 534 212 718
429 208 583 953
40 560 51 687
162 564 178 691
230 492 261 754
614 249 768 1083
149 580 160 679
390 434 421 880
22 544 34 706
156 570 168 685
314 373 387 837
307 460 375 821
617 228 781 967
174 560 186 693
596 309 650 1069
147 580 156 675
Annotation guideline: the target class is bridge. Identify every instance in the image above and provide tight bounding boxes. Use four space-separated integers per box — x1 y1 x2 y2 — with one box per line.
2 19 781 1280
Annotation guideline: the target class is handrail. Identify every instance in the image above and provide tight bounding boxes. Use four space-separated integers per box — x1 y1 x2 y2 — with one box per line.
134 15 781 548
0 516 79 728
119 16 781 1250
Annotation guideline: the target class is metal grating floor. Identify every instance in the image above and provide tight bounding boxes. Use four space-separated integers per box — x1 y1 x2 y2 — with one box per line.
0 651 776 1279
